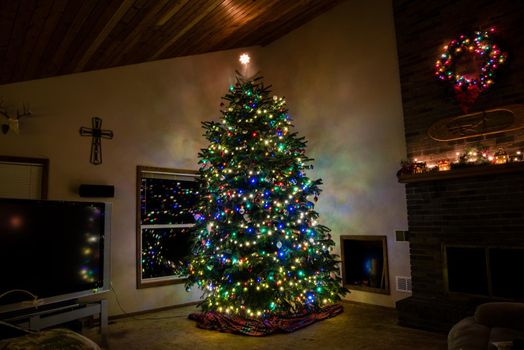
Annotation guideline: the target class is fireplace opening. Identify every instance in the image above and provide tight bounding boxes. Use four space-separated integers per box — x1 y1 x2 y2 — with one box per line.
444 245 524 299
340 235 390 294
446 246 488 295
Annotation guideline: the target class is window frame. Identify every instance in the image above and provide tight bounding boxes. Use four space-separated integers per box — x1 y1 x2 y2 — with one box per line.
136 165 199 289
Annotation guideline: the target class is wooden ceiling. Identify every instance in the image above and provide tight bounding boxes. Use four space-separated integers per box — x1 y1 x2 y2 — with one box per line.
0 0 344 85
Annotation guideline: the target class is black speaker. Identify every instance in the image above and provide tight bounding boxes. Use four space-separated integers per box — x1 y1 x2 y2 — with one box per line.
79 184 115 198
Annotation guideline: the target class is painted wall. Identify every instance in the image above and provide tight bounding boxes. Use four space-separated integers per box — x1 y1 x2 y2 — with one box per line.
0 49 262 315
0 0 409 313
259 0 409 307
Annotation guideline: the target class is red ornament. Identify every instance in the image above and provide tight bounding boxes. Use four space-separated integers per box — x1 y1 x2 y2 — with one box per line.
453 84 480 114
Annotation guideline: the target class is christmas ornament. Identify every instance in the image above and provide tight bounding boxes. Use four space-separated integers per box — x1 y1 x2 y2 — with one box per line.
185 74 347 328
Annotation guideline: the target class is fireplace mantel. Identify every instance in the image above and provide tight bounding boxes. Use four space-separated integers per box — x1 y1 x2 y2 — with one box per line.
398 162 524 183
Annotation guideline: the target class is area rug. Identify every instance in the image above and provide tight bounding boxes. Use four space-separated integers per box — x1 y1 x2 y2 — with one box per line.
188 303 343 336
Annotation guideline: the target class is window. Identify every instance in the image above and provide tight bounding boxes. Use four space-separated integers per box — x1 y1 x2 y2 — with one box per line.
0 156 48 199
136 166 199 288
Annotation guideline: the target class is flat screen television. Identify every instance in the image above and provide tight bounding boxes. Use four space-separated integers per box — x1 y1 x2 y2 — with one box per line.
0 198 111 314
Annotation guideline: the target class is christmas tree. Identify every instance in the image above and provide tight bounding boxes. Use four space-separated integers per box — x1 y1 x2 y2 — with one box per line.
185 74 347 328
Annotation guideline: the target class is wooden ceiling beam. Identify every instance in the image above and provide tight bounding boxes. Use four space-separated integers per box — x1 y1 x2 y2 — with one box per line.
41 1 97 78
0 0 36 85
0 0 344 84
174 0 265 57
163 0 251 58
258 0 342 46
215 0 296 51
0 1 19 47
22 0 69 81
150 0 224 60
155 0 190 26
99 0 175 69
74 0 135 73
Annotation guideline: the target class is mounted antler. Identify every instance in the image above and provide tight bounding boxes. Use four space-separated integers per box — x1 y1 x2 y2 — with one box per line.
0 100 31 134
0 100 9 118
17 103 32 119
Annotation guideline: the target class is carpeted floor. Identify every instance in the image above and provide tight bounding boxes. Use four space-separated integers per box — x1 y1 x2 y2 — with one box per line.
83 301 448 350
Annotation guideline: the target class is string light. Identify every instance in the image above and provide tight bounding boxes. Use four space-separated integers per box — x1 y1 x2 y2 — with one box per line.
435 28 507 90
185 75 347 319
434 28 507 112
79 206 102 283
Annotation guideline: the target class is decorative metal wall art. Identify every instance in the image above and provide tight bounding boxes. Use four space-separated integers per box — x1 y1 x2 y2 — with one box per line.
79 117 114 165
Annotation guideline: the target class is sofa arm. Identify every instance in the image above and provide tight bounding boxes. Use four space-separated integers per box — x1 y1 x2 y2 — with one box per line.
0 328 100 350
448 316 490 350
474 302 524 330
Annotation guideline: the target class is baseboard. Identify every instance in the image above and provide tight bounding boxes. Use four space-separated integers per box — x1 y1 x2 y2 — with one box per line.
109 301 199 321
341 299 395 310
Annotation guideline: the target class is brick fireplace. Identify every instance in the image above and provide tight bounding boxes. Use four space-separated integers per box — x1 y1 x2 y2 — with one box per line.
393 0 524 332
396 166 524 331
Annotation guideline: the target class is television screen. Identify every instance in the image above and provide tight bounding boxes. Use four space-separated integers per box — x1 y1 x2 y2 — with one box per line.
0 198 110 312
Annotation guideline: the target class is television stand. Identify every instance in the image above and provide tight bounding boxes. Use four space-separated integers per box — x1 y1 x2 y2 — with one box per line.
2 299 108 334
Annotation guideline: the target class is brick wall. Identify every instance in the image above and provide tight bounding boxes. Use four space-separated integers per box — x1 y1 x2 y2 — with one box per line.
397 170 524 331
407 171 524 295
393 0 524 331
394 0 524 163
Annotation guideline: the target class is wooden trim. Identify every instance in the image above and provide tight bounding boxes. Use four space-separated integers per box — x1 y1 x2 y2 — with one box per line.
398 162 524 183
138 165 198 176
0 155 49 199
109 301 199 320
136 166 142 290
339 299 395 310
136 165 198 289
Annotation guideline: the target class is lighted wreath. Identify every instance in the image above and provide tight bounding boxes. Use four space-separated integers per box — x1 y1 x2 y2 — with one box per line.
435 28 507 113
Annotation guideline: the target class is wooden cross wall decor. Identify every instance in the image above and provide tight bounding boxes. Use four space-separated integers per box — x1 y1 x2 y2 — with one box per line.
79 117 113 165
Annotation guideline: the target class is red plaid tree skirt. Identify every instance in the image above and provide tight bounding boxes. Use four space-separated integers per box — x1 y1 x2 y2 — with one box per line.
188 304 343 336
